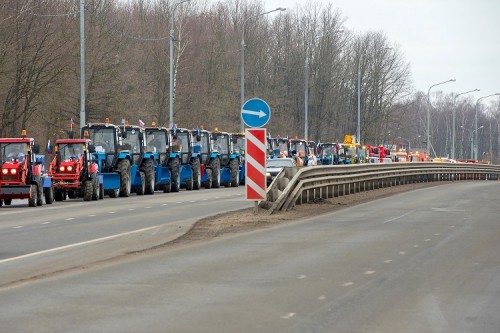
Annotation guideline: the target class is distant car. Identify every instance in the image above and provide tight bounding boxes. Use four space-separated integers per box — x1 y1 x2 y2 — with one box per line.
266 158 296 185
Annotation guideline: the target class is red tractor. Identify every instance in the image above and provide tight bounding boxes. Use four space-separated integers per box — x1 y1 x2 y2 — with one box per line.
48 138 101 201
0 131 53 207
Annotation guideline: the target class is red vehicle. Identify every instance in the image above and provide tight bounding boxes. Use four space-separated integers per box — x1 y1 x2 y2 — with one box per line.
0 131 53 207
48 138 101 201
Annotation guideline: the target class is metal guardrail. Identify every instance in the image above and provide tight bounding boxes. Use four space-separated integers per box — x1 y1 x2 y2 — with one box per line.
260 163 500 214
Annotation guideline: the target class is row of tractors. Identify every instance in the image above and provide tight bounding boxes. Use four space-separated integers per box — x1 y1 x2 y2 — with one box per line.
266 134 413 165
266 134 368 166
0 120 246 208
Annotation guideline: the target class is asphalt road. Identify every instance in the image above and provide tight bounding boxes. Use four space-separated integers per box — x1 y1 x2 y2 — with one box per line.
1 182 499 333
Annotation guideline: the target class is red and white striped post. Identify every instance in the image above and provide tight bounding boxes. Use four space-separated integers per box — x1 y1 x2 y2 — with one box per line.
245 128 267 211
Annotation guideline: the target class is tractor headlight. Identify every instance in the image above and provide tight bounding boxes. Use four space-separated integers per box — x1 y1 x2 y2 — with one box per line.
67 166 73 172
10 169 17 175
59 166 65 172
1 169 7 175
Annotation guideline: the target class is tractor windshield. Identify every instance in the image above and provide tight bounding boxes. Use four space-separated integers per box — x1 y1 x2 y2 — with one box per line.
121 129 142 153
146 131 167 153
320 144 337 157
290 141 307 157
1 143 27 162
59 143 83 161
86 127 117 153
233 136 245 153
212 134 229 154
171 132 189 153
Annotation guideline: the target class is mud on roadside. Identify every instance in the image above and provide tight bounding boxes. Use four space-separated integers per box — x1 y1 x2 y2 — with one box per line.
170 182 449 244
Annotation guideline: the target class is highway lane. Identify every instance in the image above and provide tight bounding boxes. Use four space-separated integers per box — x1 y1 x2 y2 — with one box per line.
1 182 499 333
0 187 248 260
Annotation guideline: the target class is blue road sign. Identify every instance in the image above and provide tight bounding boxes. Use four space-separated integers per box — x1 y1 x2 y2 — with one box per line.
241 98 271 128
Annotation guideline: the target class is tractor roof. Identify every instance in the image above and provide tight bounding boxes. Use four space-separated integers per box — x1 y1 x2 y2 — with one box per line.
55 139 90 144
0 138 34 144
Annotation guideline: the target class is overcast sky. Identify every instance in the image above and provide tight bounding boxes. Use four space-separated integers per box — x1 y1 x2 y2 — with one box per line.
259 0 500 102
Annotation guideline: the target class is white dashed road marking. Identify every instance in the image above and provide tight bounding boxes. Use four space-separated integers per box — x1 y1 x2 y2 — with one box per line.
342 282 354 287
281 313 296 319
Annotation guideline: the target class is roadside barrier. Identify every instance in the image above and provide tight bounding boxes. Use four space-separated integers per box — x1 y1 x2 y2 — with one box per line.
261 163 500 214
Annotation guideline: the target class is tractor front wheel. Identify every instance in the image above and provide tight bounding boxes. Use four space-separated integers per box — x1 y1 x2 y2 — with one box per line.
28 184 37 207
118 159 131 197
83 180 93 201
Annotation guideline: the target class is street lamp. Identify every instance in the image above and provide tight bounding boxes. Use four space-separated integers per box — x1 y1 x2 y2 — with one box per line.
471 125 484 160
304 29 344 140
474 93 500 160
426 79 456 157
169 0 191 128
240 7 286 132
452 89 479 159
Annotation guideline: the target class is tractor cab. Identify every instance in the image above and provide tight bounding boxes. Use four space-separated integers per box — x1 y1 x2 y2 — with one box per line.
211 130 231 167
317 143 339 165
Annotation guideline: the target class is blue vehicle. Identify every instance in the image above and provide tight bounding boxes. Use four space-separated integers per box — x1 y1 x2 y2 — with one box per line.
120 123 151 195
317 143 339 165
211 130 241 187
82 119 143 197
144 124 181 193
170 127 201 191
192 129 221 189
230 132 245 185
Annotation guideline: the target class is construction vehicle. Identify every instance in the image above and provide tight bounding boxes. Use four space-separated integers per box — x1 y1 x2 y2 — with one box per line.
144 123 181 192
230 132 246 184
0 131 54 207
317 143 339 165
339 134 363 164
211 129 241 187
48 138 101 201
82 119 141 197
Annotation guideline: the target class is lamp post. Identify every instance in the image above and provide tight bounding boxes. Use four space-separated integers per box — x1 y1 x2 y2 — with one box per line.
240 8 286 133
426 79 456 157
471 125 484 159
169 0 191 128
304 29 343 140
452 89 479 159
79 0 85 129
475 93 500 160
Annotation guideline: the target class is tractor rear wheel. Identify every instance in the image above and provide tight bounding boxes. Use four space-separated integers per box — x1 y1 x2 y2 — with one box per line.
99 184 104 199
118 159 131 197
190 158 201 190
91 176 99 200
136 171 145 195
83 180 93 201
28 184 37 207
230 159 240 187
143 159 155 195
210 158 221 188
37 183 43 206
168 158 180 192
204 168 212 189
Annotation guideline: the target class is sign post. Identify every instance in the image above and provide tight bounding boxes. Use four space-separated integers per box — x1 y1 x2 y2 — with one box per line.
242 98 270 213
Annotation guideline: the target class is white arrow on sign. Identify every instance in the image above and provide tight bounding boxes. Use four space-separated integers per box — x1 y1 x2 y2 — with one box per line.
242 109 267 118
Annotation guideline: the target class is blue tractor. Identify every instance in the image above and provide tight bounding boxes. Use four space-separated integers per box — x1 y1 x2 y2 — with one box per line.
144 124 181 193
192 128 221 189
317 143 339 165
211 130 241 187
170 126 202 191
120 123 152 195
82 119 143 197
230 132 245 185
